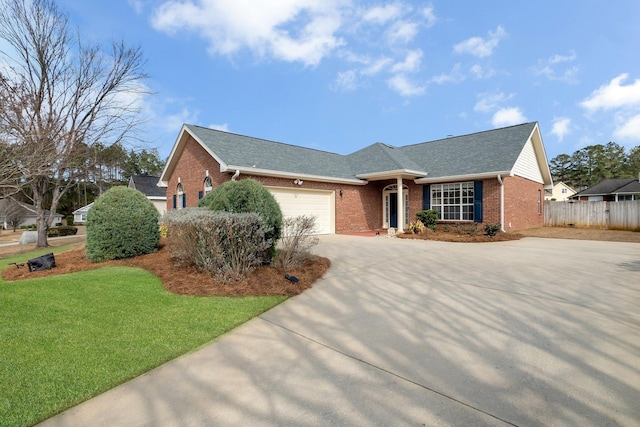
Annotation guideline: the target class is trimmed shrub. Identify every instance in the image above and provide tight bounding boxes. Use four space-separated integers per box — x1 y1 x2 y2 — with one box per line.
163 208 271 284
485 224 501 237
416 209 438 231
47 226 78 237
66 215 74 226
198 179 282 261
275 215 319 269
86 186 160 262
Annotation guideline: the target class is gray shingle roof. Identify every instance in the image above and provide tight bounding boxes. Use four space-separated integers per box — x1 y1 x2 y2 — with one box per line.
347 143 425 175
184 122 539 181
399 122 537 178
129 175 165 198
616 180 640 194
574 179 640 196
186 125 354 179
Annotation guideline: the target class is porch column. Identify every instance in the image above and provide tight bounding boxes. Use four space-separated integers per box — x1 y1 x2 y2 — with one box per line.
396 176 404 233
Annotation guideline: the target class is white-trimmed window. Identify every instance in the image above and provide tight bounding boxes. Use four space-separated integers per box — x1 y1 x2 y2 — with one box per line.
203 176 213 195
431 182 474 221
177 183 185 209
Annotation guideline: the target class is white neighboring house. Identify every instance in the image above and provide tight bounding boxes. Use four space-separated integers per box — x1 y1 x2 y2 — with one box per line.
72 176 166 224
128 175 167 216
0 199 64 229
544 182 576 201
72 203 93 224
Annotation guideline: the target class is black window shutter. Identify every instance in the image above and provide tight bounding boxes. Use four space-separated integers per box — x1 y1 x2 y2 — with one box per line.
473 181 483 223
422 184 431 210
198 190 203 200
182 194 186 208
172 194 177 209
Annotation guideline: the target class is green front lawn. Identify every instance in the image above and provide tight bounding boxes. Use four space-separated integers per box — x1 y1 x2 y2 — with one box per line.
0 248 285 427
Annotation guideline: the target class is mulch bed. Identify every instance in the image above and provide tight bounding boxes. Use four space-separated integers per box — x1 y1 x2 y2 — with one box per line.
398 230 523 242
2 242 331 297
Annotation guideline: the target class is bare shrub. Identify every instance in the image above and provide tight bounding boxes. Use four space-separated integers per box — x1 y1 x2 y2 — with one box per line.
276 215 319 269
408 220 426 234
162 209 271 284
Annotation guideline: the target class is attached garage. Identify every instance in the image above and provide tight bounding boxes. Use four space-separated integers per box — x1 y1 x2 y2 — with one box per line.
268 187 335 235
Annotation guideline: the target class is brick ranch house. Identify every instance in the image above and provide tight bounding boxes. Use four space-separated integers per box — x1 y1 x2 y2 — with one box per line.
159 122 552 234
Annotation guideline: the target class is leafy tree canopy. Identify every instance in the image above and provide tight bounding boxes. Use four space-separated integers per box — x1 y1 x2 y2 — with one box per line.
549 142 639 190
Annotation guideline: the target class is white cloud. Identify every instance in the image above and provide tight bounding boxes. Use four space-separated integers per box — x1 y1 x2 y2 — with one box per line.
549 50 577 64
429 63 464 85
209 123 230 132
387 74 425 97
421 4 437 27
161 107 199 132
613 113 640 142
362 57 393 75
391 49 422 73
453 25 507 58
386 20 419 44
152 0 345 67
469 64 495 79
491 107 526 128
580 73 640 111
474 91 514 113
362 3 405 24
332 69 359 91
534 50 579 84
580 74 640 141
551 117 572 142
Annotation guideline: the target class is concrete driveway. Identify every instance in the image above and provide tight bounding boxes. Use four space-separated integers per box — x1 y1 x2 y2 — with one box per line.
40 236 640 426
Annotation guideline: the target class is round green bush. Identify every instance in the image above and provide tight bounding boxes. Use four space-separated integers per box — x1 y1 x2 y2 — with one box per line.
86 186 160 262
198 179 282 260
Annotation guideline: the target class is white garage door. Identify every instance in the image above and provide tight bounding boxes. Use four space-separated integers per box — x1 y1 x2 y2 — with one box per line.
268 187 334 235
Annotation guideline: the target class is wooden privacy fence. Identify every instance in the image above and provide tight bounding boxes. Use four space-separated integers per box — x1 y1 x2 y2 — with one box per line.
544 200 640 230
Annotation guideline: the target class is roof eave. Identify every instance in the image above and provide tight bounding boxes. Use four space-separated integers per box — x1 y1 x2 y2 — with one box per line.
158 124 230 187
223 165 367 185
355 169 428 180
528 122 554 186
415 171 512 184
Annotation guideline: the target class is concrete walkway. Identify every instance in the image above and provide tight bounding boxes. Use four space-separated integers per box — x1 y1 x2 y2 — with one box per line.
39 236 640 426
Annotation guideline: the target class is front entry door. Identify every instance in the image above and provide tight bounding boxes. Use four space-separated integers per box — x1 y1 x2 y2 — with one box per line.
389 192 398 228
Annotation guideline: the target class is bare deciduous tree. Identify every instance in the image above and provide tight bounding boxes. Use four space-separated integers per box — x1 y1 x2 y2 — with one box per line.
0 197 27 232
0 0 148 247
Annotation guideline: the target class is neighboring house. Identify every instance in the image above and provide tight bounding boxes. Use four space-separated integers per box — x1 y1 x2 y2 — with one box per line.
128 175 167 216
72 203 93 224
159 122 553 234
0 199 63 229
545 182 577 201
73 176 166 224
571 177 640 201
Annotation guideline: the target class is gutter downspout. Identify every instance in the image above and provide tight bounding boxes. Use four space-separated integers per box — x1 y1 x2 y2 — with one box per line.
231 170 240 181
497 175 505 231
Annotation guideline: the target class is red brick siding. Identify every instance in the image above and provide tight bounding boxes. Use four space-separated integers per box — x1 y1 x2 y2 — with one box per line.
418 177 542 231
166 135 226 209
482 178 501 225
502 175 544 230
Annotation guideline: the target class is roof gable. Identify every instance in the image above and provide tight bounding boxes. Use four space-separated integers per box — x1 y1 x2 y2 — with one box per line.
347 143 426 178
129 175 166 198
409 122 552 185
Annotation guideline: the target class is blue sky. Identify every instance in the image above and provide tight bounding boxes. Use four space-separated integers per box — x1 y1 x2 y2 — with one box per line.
58 0 640 161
